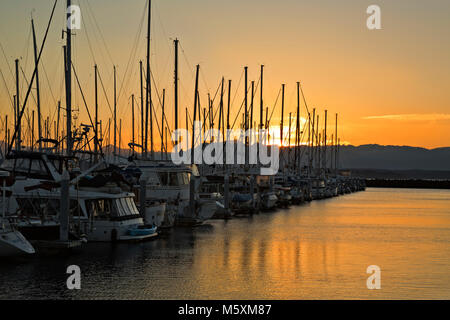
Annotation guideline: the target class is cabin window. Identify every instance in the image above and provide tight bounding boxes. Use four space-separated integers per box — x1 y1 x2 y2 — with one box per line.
111 198 139 218
181 173 190 185
17 197 81 218
158 172 168 186
17 197 59 217
169 172 179 186
86 199 112 219
115 199 127 217
126 197 139 215
69 200 82 217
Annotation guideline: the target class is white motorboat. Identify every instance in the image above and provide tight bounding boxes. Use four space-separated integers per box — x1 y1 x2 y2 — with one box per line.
0 223 36 257
0 170 35 257
128 160 215 226
262 191 278 210
2 151 156 242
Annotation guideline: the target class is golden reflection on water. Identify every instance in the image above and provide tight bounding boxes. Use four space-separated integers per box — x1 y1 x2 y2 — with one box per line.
189 188 450 299
0 188 449 300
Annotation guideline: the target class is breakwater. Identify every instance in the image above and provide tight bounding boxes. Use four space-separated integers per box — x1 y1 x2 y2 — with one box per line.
366 179 450 189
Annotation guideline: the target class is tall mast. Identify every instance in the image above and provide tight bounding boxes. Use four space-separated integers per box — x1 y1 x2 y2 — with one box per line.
57 101 60 151
119 118 122 157
185 107 188 132
4 115 7 155
310 108 315 172
280 84 285 148
65 0 73 155
140 61 144 150
161 89 165 156
145 0 152 158
208 94 212 134
259 65 264 130
250 81 254 130
244 66 248 133
316 114 319 171
132 94 135 151
335 113 338 175
337 138 340 173
218 78 224 137
227 80 231 131
31 110 35 151
259 65 263 160
32 19 42 152
203 107 206 140
174 39 179 142
113 66 117 158
94 64 99 161
324 110 327 172
226 79 231 163
288 112 292 167
220 78 225 148
191 65 200 164
295 82 300 172
244 66 248 165
15 59 20 151
107 119 110 153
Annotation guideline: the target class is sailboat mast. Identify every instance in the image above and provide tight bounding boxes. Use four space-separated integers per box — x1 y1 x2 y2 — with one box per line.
65 0 73 155
140 61 144 150
191 65 200 164
295 82 300 172
324 109 327 171
132 94 135 150
32 110 35 151
280 84 285 148
250 81 254 131
161 89 165 156
335 113 338 175
218 78 224 137
4 116 7 155
260 65 263 130
174 39 179 141
227 80 231 131
113 66 117 158
94 64 99 161
32 19 42 152
145 0 152 158
244 66 248 165
288 112 292 167
15 59 20 151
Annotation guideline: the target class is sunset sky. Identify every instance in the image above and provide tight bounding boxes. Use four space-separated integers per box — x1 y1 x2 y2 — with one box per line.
0 0 449 150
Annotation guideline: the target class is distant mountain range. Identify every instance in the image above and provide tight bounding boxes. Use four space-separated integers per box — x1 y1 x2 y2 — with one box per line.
339 144 450 171
2 141 450 178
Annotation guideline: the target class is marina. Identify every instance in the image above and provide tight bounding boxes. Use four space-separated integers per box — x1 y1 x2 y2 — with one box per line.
0 0 366 257
0 0 449 302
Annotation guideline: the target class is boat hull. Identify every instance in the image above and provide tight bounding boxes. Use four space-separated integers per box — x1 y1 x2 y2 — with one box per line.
144 201 166 227
0 230 35 257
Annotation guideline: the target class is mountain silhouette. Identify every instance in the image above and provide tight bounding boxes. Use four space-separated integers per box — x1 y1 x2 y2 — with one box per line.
339 144 450 171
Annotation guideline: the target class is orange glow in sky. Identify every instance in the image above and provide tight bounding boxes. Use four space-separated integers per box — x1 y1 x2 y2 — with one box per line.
1 0 450 150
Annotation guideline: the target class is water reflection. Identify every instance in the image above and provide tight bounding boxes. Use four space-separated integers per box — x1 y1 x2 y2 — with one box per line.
1 188 449 299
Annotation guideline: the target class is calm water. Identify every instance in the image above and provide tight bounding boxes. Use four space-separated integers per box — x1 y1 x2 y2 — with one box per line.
1 188 449 300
